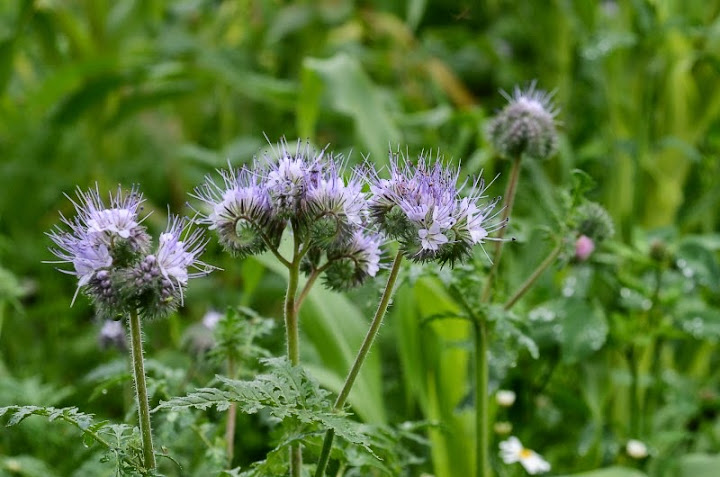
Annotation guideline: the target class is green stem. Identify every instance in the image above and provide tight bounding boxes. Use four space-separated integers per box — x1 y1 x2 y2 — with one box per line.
627 347 640 436
315 250 405 477
286 224 302 477
503 243 563 311
481 156 522 303
475 317 491 477
225 355 237 465
128 309 156 471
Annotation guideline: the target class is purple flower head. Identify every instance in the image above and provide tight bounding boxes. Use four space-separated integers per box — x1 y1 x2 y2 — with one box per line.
368 151 505 266
127 215 214 319
259 139 324 219
487 81 559 160
323 230 383 290
48 185 213 319
70 185 150 263
99 319 126 350
303 160 367 248
47 185 149 309
193 166 278 257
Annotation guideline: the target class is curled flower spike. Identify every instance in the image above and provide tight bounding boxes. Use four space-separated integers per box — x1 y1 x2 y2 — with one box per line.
323 230 382 290
368 151 505 266
127 215 214 319
303 161 366 249
499 436 551 475
193 166 278 257
487 81 559 160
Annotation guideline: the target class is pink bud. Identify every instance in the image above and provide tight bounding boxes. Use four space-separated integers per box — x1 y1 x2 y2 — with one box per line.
575 235 595 261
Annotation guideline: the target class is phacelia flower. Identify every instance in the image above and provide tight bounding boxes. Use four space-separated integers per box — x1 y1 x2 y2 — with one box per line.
499 436 551 475
368 152 504 266
193 166 277 257
323 231 382 290
487 81 559 160
626 439 648 459
47 185 150 310
496 389 517 407
260 140 323 218
575 234 595 261
48 185 212 319
127 215 213 319
195 138 378 290
575 201 615 244
303 162 366 249
99 319 126 350
202 309 223 330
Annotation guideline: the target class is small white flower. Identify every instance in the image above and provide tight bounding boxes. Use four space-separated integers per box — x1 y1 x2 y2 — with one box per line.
626 439 648 459
500 436 550 475
496 389 517 407
418 222 448 251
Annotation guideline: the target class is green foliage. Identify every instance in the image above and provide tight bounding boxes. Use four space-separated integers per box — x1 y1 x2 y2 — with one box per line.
0 406 144 476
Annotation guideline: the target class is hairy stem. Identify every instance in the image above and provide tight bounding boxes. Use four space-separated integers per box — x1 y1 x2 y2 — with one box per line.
475 317 491 477
481 156 522 302
295 267 321 314
128 308 156 471
286 224 302 477
315 250 404 476
503 242 563 310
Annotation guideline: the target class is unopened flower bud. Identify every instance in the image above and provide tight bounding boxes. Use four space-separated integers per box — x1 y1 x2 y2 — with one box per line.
575 235 595 261
487 82 559 160
576 202 614 244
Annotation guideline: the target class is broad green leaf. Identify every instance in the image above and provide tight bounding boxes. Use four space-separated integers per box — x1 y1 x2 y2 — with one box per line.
300 54 401 165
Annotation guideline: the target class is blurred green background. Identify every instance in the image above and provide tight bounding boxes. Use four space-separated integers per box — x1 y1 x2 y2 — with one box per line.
1 1 720 476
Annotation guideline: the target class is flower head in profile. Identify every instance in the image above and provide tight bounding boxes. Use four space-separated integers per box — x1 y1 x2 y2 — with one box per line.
368 151 504 266
127 215 213 319
487 81 559 160
48 185 212 319
499 436 551 474
322 231 382 290
193 166 277 257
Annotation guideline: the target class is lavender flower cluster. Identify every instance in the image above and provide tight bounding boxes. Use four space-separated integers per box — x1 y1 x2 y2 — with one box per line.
48 186 212 319
49 140 508 315
194 141 505 290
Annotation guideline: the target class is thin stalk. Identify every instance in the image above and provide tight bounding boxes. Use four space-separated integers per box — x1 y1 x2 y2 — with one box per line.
286 223 302 477
128 308 156 471
475 318 491 477
503 243 563 310
295 267 322 314
481 156 522 302
315 250 405 476
225 355 237 465
628 347 640 436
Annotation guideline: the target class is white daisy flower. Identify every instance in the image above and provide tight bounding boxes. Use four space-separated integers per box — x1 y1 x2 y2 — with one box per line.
499 436 551 474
